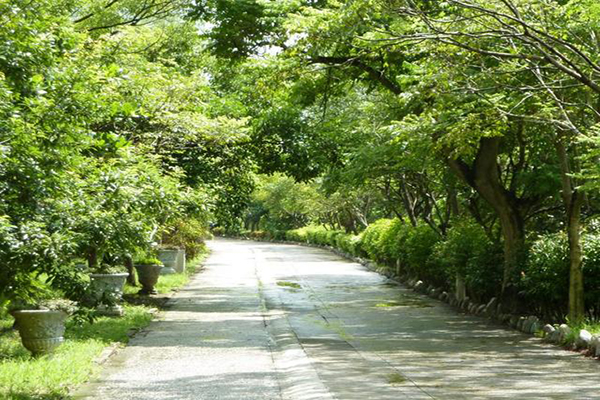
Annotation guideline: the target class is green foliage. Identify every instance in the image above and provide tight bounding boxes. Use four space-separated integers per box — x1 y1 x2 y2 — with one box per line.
432 221 502 300
360 219 395 262
404 225 443 283
521 233 569 318
248 174 321 231
523 231 600 319
134 256 163 266
285 225 359 254
160 217 210 259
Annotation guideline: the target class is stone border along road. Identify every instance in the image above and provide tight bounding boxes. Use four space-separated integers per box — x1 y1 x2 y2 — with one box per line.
76 238 599 400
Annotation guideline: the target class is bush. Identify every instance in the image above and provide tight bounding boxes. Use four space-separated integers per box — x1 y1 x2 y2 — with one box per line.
522 233 568 319
335 233 362 256
432 221 502 301
523 231 600 320
359 219 395 262
285 226 360 255
379 219 412 264
160 218 210 259
285 220 500 303
404 225 442 284
583 232 600 317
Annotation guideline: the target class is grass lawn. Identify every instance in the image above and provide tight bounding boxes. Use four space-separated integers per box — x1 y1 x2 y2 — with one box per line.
0 251 208 399
0 305 152 399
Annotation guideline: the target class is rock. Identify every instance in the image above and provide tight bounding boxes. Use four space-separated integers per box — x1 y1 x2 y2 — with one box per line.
477 304 486 315
515 316 524 331
576 329 593 349
461 297 470 309
524 316 539 334
530 321 541 334
500 314 511 324
549 329 561 343
509 315 520 328
591 336 600 357
439 291 448 302
414 280 424 292
542 324 555 335
558 324 571 343
483 297 497 317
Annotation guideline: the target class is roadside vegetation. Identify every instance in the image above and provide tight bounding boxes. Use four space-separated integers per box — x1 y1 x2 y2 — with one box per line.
3 0 600 395
0 252 207 399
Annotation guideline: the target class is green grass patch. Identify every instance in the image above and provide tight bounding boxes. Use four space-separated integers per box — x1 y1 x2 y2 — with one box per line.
0 305 153 399
374 295 433 309
276 281 302 289
387 372 407 385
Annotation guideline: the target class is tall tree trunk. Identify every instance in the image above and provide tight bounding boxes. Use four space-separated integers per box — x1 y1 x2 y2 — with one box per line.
399 180 418 227
448 137 526 297
125 255 137 286
88 246 98 270
566 194 585 322
555 138 585 322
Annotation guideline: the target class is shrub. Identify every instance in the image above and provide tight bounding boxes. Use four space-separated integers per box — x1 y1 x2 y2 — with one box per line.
379 219 411 264
523 231 600 320
522 232 569 319
335 233 361 256
404 225 442 283
432 221 502 301
160 218 210 259
583 232 600 318
284 226 359 255
359 219 395 262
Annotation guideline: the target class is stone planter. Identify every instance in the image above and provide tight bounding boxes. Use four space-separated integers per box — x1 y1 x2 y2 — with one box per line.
175 248 186 273
11 310 68 355
135 264 162 294
89 273 129 316
158 249 178 275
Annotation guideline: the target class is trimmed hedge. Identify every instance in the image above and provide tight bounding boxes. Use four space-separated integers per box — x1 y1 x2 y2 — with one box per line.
522 231 600 320
285 219 500 302
258 219 600 319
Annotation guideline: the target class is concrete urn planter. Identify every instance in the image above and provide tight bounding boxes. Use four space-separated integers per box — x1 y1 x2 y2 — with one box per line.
89 273 129 316
135 264 162 294
12 310 68 355
157 249 178 275
175 248 186 273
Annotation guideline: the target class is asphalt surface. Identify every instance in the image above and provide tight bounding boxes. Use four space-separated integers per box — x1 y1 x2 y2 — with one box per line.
77 238 600 399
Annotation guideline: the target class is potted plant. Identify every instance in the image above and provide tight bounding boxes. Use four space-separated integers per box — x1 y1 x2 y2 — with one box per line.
157 247 178 275
88 255 129 316
10 299 77 356
134 257 163 295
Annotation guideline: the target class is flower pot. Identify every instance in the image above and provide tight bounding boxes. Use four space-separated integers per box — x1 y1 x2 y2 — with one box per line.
89 273 129 302
89 273 129 316
134 264 162 294
11 310 68 355
175 248 186 273
158 249 179 275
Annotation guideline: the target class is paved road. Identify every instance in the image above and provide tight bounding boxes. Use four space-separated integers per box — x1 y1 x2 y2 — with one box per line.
79 238 599 399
